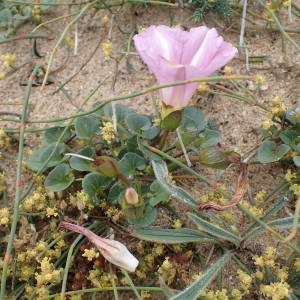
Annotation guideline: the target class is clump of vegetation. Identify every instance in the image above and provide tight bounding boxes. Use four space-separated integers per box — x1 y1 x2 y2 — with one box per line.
190 0 232 21
0 0 300 299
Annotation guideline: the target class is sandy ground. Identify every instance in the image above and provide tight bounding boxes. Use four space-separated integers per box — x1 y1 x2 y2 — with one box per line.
0 1 300 298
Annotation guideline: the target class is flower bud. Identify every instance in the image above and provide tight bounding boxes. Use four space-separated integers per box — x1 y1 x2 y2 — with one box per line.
92 156 120 177
160 105 183 131
125 188 139 206
121 188 145 219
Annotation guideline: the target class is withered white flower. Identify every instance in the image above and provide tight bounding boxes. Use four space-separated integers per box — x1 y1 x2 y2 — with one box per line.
60 221 139 272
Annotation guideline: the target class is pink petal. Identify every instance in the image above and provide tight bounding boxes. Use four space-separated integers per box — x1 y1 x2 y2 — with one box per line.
181 26 210 65
189 28 238 76
133 25 185 75
134 25 238 108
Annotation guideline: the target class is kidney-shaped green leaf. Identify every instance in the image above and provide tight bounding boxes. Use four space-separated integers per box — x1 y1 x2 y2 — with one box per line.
82 173 112 205
75 116 100 140
43 126 71 144
258 141 290 163
26 143 66 171
44 163 74 192
119 152 147 176
69 147 95 171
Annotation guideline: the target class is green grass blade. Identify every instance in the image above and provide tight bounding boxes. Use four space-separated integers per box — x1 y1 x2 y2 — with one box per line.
188 213 241 246
244 196 287 235
151 160 197 208
244 217 299 240
133 227 215 244
169 252 232 300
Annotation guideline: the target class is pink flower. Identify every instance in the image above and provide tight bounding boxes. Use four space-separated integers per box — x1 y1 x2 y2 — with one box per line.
134 25 238 108
60 221 139 272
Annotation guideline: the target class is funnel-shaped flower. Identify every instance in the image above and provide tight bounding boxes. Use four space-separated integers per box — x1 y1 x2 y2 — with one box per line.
134 25 238 108
59 221 139 272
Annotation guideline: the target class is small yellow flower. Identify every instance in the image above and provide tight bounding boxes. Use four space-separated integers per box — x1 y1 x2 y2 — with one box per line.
290 184 300 196
102 40 113 57
152 244 165 257
36 241 48 252
256 75 266 85
173 219 182 229
255 190 267 202
197 82 208 93
158 257 176 285
35 257 62 286
262 119 273 130
282 0 291 8
294 258 300 271
255 270 264 280
0 53 16 67
231 289 242 300
32 5 41 21
136 241 145 255
82 248 99 261
284 169 297 182
260 282 290 300
101 15 110 26
223 66 232 75
46 207 58 218
0 72 6 80
241 201 264 218
276 266 289 281
144 254 154 268
0 207 10 225
0 127 10 149
141 290 151 299
101 121 115 144
160 257 172 271
237 269 252 286
136 270 146 280
270 96 286 116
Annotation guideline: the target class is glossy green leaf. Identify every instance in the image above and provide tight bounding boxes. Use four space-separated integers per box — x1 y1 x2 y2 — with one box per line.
126 114 151 132
148 180 170 206
151 160 197 208
170 252 232 300
94 103 134 122
0 8 13 27
44 163 74 192
43 126 71 144
286 105 300 125
180 106 205 131
293 156 300 167
119 152 147 176
26 143 66 171
107 183 125 205
75 116 100 140
195 129 221 148
188 213 241 246
279 130 299 146
134 227 215 243
82 173 112 205
127 205 157 227
258 141 290 163
125 113 159 139
69 147 95 171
